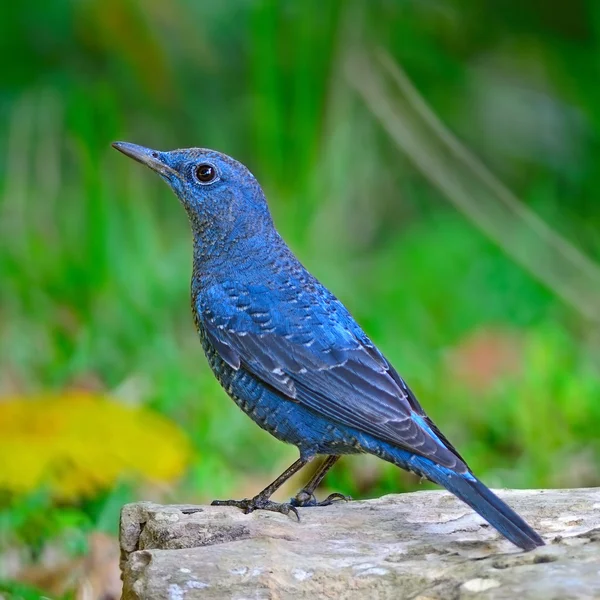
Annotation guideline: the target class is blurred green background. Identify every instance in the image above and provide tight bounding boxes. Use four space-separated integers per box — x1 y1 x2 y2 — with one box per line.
1 0 600 597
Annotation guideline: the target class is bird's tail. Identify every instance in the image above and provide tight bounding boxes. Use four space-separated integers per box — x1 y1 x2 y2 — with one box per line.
419 462 544 551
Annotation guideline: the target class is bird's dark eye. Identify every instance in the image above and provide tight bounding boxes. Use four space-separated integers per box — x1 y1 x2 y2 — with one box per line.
195 163 217 184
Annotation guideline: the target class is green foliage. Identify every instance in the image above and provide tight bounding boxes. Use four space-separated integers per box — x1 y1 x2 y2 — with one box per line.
0 579 57 600
1 0 599 588
0 490 90 560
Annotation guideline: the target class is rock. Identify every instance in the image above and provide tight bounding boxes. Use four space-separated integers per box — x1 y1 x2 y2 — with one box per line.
120 488 600 599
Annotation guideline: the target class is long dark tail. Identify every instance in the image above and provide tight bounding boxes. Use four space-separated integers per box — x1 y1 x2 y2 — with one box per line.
423 465 544 551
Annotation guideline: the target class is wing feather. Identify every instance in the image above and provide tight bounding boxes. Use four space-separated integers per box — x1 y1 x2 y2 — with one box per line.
199 282 468 472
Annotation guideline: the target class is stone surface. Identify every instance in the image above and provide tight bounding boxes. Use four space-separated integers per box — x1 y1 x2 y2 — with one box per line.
120 488 600 599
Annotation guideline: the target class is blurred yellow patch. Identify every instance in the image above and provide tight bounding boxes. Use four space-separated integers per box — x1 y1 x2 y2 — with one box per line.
0 392 191 499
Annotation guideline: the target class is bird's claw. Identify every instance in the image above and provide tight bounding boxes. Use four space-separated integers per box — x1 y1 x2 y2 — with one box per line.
290 490 352 508
321 492 353 506
211 496 300 521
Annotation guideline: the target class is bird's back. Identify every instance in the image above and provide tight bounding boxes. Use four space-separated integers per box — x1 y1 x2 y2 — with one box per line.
191 234 469 473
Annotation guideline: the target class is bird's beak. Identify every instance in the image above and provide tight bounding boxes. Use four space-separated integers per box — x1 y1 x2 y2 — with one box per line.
112 141 178 178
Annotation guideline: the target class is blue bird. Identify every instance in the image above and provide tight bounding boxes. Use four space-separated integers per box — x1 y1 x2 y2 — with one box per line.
113 141 544 551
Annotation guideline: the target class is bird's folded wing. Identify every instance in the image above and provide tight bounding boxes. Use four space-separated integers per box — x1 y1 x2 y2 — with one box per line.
200 283 467 472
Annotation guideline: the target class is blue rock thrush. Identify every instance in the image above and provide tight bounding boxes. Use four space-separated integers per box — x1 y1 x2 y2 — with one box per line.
113 141 544 551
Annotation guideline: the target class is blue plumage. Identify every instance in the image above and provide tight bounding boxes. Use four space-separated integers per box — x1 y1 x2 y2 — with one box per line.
113 141 544 551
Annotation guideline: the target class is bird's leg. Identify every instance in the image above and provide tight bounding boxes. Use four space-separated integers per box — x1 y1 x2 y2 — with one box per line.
211 458 309 520
290 455 351 507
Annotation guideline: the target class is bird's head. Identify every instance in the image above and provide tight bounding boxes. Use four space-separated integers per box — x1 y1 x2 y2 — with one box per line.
112 142 273 243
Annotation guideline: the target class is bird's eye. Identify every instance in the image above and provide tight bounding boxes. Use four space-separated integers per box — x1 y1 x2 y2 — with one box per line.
195 163 217 184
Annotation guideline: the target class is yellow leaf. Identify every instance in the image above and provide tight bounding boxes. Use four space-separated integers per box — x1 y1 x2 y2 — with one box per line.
0 392 192 499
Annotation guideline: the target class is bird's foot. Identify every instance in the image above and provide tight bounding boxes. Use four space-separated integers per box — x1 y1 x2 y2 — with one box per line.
211 496 300 521
289 490 352 508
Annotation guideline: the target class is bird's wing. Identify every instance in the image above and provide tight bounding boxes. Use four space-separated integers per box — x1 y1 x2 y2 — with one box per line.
199 281 468 472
